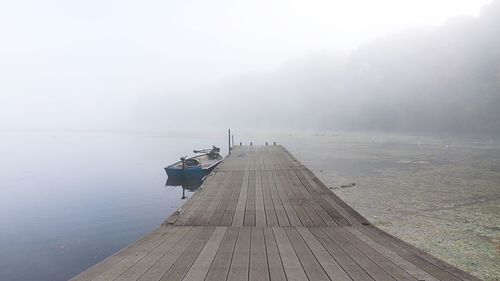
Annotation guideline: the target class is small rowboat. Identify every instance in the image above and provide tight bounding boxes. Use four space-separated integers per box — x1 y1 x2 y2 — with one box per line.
164 146 223 179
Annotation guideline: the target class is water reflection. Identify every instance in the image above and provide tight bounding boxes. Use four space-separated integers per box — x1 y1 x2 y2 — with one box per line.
0 132 224 281
165 175 204 199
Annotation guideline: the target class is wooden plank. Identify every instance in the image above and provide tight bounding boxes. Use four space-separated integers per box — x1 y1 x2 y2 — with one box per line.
272 170 301 226
262 147 268 169
287 170 326 226
272 227 308 281
195 172 232 225
164 174 216 225
244 148 251 171
176 172 225 222
309 227 374 281
159 226 216 281
266 170 289 226
262 169 278 226
255 171 267 226
264 147 273 170
138 227 205 281
293 170 338 226
288 170 328 226
182 227 227 281
321 227 397 281
278 170 313 226
232 170 249 226
296 227 352 281
283 169 316 226
244 171 256 226
259 149 264 170
333 227 418 280
263 228 286 281
284 227 330 281
205 227 239 281
70 227 169 281
301 168 365 226
175 172 224 226
219 171 243 226
115 227 191 281
355 224 466 281
377 222 478 280
345 227 439 281
298 170 350 226
209 173 235 225
249 227 270 281
227 227 251 281
252 148 256 171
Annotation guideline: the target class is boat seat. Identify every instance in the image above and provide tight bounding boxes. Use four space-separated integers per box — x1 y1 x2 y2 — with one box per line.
184 158 201 166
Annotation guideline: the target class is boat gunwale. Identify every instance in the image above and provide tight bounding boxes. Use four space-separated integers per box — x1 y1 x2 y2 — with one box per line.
165 153 223 171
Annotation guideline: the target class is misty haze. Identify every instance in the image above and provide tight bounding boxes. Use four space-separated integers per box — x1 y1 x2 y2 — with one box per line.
0 0 499 281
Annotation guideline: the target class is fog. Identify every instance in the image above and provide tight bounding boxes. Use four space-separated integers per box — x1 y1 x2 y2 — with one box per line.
1 0 498 135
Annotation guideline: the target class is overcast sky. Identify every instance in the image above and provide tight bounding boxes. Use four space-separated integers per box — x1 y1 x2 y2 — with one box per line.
0 0 494 131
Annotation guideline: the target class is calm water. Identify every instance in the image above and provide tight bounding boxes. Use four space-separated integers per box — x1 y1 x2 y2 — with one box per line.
0 132 226 281
1 131 497 281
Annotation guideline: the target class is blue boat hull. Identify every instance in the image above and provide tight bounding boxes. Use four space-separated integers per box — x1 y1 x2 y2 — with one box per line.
164 151 223 185
164 166 206 179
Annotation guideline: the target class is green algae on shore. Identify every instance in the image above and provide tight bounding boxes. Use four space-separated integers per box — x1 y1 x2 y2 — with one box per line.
286 133 500 281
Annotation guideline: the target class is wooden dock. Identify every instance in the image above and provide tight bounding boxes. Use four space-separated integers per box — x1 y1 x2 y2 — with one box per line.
71 146 479 281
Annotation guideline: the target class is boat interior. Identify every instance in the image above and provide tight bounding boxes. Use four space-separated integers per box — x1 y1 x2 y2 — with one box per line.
171 153 223 169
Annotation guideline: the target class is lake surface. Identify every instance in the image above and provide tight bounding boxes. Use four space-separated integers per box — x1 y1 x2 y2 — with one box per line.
1 131 498 281
0 131 227 281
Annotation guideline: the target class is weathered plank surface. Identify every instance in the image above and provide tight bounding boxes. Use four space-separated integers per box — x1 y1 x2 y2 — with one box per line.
71 146 480 281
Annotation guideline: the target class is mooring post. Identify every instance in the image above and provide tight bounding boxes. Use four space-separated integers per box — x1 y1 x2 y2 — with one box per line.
240 142 242 146
182 186 186 199
266 142 268 146
274 141 276 146
228 129 231 155
232 135 234 148
250 142 252 146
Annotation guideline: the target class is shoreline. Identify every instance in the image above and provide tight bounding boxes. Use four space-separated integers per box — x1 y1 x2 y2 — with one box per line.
285 133 500 281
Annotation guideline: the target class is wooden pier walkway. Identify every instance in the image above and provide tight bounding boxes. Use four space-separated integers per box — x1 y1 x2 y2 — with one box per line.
71 146 479 281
